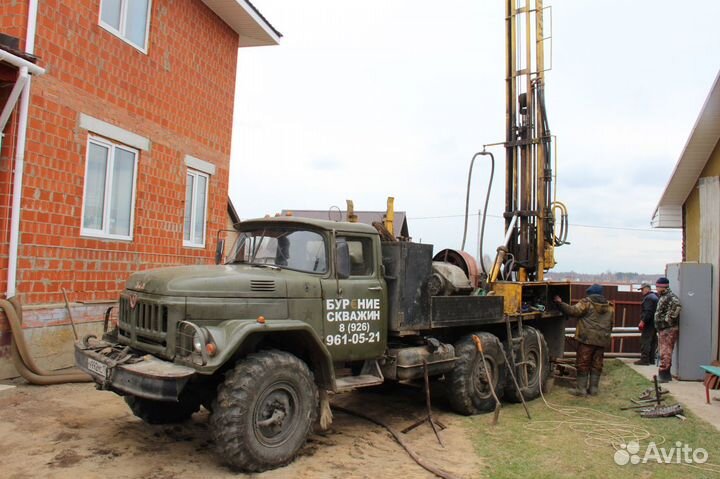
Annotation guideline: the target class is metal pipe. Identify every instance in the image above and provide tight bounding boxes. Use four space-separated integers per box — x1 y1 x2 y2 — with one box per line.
0 69 28 132
7 0 41 298
565 352 641 358
565 333 641 339
0 49 45 75
503 214 519 245
565 327 640 333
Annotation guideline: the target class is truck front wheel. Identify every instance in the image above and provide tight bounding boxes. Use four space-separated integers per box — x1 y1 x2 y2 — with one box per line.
210 349 318 472
124 395 201 424
447 333 506 415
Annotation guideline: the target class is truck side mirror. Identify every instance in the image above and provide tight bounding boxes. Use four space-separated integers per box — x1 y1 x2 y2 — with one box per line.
336 240 350 279
215 239 225 265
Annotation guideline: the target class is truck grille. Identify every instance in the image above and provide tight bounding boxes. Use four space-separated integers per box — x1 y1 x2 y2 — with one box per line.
118 296 168 348
250 280 276 292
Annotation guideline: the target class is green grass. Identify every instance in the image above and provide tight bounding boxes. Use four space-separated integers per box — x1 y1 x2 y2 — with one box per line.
465 360 720 478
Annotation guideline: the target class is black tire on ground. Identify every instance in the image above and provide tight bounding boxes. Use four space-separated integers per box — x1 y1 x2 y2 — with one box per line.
210 349 318 472
124 394 201 424
447 332 507 415
504 326 550 402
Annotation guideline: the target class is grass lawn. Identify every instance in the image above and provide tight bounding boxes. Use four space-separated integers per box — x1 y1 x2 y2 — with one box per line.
465 360 720 478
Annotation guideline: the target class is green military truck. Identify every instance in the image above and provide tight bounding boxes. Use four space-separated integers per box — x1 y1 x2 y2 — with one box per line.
75 216 569 471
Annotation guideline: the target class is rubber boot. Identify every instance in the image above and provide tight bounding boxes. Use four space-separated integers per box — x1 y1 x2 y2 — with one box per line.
570 373 589 396
658 369 672 383
588 372 601 396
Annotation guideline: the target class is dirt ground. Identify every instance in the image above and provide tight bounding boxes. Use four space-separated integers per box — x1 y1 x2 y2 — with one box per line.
0 380 484 479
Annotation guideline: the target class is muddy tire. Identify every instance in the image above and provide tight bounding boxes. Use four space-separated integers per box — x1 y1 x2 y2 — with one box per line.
210 349 318 472
447 333 506 415
504 326 550 402
124 395 201 424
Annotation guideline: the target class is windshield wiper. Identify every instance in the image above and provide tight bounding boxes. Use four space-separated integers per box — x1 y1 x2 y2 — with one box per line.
248 263 281 271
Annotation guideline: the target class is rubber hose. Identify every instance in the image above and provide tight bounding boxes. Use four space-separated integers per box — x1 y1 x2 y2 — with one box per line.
1 298 91 383
331 405 460 479
8 296 87 377
10 338 91 384
461 151 495 275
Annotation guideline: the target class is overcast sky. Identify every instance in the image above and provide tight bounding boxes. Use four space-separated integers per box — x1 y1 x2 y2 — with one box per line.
229 0 720 274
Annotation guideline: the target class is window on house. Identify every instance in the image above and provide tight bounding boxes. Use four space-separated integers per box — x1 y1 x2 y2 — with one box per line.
99 0 151 52
82 137 138 240
184 170 209 247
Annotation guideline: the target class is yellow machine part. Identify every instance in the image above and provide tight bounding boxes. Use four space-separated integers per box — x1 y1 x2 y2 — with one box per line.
491 282 524 315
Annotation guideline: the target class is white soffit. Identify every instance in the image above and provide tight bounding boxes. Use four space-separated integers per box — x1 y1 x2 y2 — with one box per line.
652 69 720 228
201 0 281 47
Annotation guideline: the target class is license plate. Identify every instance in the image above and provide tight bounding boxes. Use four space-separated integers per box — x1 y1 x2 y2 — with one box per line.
87 358 108 377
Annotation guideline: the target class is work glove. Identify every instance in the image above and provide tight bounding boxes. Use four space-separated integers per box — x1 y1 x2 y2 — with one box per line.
638 321 645 332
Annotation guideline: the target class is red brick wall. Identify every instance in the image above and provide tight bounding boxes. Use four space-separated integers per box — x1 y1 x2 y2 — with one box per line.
0 0 239 306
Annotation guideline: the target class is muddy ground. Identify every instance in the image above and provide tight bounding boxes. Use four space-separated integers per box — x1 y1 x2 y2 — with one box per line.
0 380 484 479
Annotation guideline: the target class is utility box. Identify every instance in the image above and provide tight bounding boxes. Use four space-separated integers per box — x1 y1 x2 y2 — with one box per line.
382 242 433 332
666 262 713 381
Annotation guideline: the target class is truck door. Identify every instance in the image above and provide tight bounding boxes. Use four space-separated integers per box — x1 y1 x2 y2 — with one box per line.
321 234 386 361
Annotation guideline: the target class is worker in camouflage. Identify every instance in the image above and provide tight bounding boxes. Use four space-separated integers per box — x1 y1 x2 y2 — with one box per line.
654 277 681 383
554 284 614 396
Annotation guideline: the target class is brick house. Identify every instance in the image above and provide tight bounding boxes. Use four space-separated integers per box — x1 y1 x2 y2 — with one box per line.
0 0 279 378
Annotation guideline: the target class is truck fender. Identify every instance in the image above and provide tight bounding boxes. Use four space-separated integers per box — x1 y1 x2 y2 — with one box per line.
202 320 336 391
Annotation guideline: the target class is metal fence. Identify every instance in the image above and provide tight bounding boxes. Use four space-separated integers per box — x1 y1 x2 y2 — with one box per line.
563 283 645 358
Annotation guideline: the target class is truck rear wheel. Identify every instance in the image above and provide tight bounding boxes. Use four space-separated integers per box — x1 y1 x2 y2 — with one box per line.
124 395 201 424
504 326 550 402
210 349 318 472
447 332 506 415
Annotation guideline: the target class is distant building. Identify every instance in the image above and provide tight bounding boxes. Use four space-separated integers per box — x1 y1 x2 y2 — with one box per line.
0 1 280 378
652 69 720 359
282 209 410 240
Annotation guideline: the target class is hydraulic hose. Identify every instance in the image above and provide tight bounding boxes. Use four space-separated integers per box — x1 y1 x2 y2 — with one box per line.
461 150 495 275
0 298 91 384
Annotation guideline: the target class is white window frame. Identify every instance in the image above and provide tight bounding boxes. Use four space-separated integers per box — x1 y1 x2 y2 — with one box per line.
80 136 139 241
98 0 152 54
184 169 210 248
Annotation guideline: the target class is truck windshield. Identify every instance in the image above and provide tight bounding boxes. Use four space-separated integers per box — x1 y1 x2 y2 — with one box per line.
226 227 328 274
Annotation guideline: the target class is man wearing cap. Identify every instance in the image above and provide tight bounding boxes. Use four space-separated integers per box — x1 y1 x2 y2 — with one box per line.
654 277 681 383
635 283 658 365
553 284 614 396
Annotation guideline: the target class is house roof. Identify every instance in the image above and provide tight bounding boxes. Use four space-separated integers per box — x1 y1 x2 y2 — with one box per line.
201 0 282 47
281 209 410 239
227 197 241 224
652 70 720 228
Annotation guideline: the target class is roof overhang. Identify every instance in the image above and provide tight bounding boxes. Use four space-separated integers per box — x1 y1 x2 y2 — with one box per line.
201 0 281 47
652 69 720 228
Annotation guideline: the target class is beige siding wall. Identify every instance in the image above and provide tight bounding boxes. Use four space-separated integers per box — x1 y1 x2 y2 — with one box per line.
685 138 720 261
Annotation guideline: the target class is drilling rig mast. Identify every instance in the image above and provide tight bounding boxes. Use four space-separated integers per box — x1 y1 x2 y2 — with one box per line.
503 0 567 282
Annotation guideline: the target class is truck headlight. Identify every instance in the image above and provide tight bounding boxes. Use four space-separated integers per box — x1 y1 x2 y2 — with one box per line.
192 332 204 353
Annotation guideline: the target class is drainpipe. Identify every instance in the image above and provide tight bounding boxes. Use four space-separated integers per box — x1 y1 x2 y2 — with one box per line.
7 0 40 298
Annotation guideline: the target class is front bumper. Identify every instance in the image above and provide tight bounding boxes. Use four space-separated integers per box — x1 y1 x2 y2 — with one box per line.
74 337 196 402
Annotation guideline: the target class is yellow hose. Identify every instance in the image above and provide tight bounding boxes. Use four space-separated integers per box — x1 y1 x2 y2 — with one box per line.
1 298 91 384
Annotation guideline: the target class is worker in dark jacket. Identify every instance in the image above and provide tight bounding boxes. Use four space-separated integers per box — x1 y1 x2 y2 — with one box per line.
553 284 614 396
635 283 658 365
654 277 681 383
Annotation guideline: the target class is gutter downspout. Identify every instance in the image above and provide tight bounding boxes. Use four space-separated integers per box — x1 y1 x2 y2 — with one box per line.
7 0 40 298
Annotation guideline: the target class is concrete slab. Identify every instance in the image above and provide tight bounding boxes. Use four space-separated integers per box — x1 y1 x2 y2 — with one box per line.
623 359 720 432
